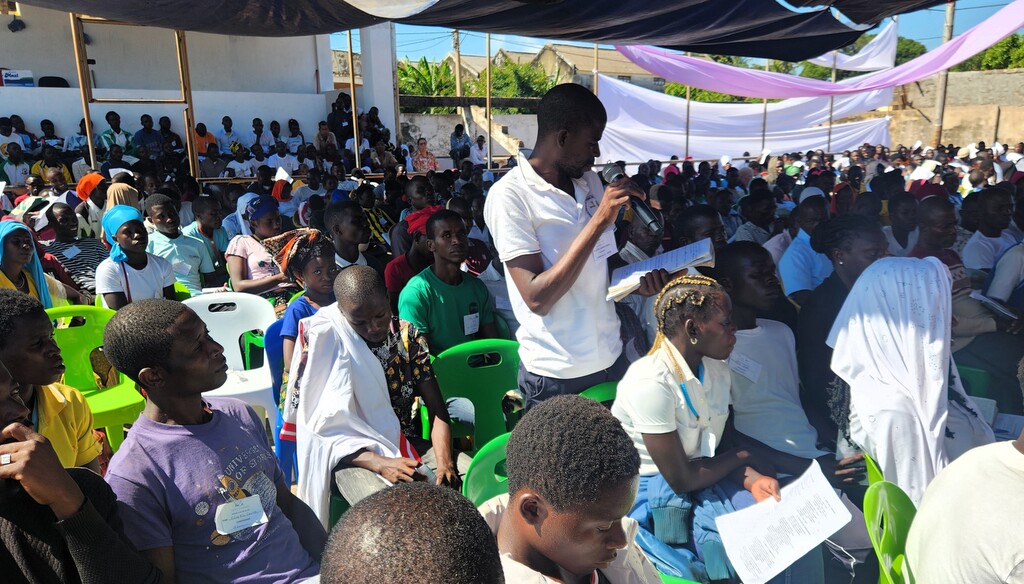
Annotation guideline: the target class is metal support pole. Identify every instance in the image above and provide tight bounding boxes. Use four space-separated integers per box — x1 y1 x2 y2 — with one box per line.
593 43 599 95
932 1 956 147
174 30 200 179
347 30 361 169
486 33 492 169
69 13 98 170
760 60 770 152
826 51 838 152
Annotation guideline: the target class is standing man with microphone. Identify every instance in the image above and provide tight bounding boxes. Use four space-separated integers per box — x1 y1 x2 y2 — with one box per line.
485 83 669 408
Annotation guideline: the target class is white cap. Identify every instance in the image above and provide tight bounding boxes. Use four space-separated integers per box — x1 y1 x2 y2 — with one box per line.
720 155 732 166
482 171 495 182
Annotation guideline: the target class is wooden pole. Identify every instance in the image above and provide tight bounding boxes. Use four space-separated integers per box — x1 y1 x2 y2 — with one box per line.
826 51 838 152
347 30 361 169
174 30 200 179
69 14 98 170
760 60 770 152
486 33 493 169
932 1 956 147
593 43 599 94
453 30 463 116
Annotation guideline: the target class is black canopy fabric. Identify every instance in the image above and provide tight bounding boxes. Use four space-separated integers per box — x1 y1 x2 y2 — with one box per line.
788 0 947 25
23 0 865 61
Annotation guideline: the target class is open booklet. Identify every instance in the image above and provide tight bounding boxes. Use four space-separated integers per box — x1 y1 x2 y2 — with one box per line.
606 238 715 302
969 290 1019 320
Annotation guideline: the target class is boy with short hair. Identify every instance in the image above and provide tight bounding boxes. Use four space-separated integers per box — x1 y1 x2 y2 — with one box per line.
321 482 504 584
398 209 497 353
103 299 326 583
182 195 231 286
481 394 660 583
145 194 216 295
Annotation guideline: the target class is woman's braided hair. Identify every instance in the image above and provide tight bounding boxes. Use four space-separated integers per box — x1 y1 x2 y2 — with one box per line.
650 273 725 355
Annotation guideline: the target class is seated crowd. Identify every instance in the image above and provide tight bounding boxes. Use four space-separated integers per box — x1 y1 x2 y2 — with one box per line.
2 81 1024 584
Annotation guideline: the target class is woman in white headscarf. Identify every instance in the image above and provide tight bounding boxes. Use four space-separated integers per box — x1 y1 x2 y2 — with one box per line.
828 257 994 505
221 192 259 240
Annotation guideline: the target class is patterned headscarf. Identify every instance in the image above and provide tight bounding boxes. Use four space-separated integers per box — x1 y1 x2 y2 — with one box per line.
264 228 333 285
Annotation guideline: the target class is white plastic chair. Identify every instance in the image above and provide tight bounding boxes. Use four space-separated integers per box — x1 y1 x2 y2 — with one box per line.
183 292 278 421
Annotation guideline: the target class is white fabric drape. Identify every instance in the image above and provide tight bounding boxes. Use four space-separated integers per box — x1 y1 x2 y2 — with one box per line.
290 303 404 528
826 257 994 505
599 74 892 134
597 75 890 161
806 20 898 72
346 0 439 18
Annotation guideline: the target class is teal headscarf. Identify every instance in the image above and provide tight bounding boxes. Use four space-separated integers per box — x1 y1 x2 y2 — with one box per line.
0 220 54 308
102 205 145 263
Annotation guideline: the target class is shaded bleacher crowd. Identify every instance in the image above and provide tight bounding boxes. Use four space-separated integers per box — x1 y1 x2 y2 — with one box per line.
1 80 1024 584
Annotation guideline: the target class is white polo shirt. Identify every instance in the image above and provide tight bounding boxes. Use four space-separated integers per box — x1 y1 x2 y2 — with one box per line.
484 153 621 379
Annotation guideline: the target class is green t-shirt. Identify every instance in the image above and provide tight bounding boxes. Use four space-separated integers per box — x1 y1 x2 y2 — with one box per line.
146 230 215 295
398 267 495 354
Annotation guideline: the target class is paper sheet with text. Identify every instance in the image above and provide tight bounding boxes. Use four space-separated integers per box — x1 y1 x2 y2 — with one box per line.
606 238 714 301
716 460 851 584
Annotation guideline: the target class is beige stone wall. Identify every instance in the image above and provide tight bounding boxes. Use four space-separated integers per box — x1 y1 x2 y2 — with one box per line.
840 68 1024 147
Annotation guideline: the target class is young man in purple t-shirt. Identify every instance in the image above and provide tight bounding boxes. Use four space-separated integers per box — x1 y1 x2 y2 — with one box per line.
103 299 326 583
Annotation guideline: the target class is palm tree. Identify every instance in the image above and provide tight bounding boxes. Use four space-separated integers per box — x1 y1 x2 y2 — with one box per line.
398 57 457 113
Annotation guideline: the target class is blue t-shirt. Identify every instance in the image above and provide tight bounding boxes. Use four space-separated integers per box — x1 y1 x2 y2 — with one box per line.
281 295 320 340
105 397 319 583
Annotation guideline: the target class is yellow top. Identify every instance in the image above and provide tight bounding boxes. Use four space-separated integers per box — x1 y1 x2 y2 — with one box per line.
36 382 102 468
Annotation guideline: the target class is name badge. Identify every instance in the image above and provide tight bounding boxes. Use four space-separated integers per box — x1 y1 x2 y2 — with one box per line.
464 312 480 336
63 245 81 260
214 495 268 535
172 261 191 277
728 352 763 383
593 228 618 262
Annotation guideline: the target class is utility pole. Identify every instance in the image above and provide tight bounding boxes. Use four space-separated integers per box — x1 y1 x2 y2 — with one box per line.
453 30 463 116
932 1 956 147
826 51 838 152
760 59 770 152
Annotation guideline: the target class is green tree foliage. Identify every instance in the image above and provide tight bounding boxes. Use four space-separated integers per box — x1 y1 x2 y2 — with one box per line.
465 61 557 113
951 33 1024 72
664 82 758 103
397 57 457 113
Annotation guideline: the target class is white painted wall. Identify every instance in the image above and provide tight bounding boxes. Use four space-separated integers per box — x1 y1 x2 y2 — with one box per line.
0 4 332 94
399 113 538 159
360 23 400 141
0 87 330 144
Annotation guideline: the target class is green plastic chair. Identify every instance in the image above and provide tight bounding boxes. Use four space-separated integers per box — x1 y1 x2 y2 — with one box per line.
173 282 191 301
658 574 701 584
45 305 145 452
863 480 917 584
462 432 511 506
865 452 884 485
288 290 305 305
432 339 520 451
329 493 350 529
493 312 513 341
581 381 617 407
956 365 990 399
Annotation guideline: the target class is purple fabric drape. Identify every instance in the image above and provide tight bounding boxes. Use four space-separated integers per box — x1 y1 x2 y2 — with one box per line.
616 0 1024 99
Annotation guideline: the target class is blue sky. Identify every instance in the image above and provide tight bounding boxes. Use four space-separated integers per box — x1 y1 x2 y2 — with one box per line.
329 0 1019 61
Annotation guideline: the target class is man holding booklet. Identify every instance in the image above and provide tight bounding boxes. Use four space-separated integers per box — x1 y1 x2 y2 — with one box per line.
485 83 672 409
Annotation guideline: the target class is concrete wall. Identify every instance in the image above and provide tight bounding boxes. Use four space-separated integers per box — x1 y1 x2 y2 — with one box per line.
839 68 1024 147
397 112 538 161
0 4 332 94
0 87 329 145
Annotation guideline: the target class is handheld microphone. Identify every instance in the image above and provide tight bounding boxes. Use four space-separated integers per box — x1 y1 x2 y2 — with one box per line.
601 164 663 235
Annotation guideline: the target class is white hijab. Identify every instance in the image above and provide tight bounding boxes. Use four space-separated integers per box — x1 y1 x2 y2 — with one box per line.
234 192 259 237
827 257 992 503
288 303 406 528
